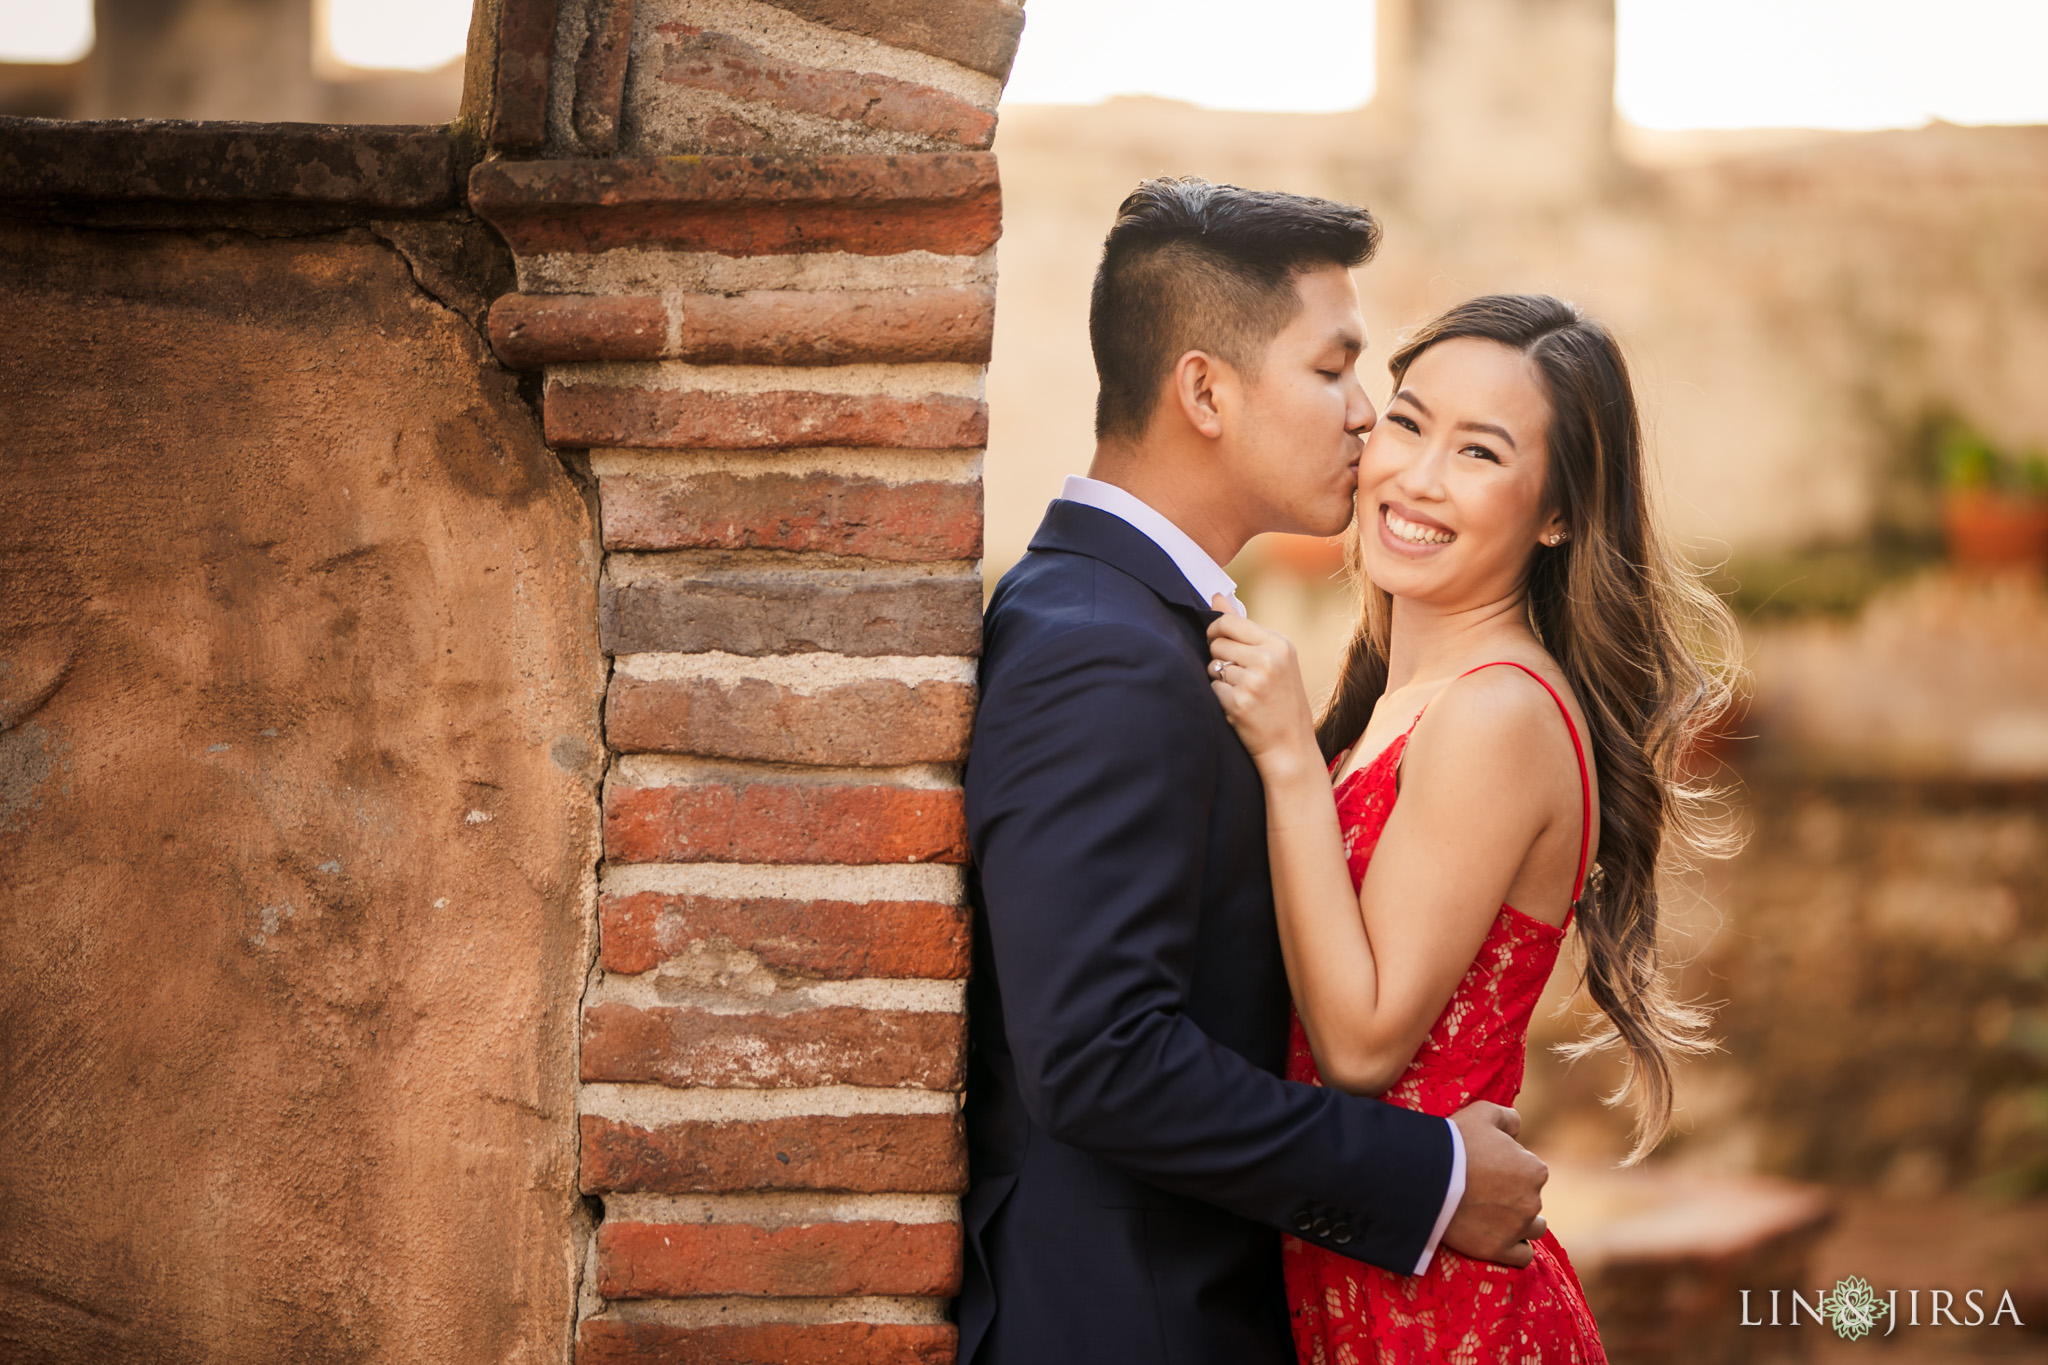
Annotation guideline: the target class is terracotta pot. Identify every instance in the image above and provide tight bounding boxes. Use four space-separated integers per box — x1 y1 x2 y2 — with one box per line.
1262 532 1350 579
1942 490 2048 569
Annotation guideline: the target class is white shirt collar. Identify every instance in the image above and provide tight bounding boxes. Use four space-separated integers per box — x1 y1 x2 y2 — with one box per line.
1060 475 1245 616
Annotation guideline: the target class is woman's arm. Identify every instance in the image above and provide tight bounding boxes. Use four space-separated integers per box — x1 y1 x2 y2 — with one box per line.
1207 607 1563 1095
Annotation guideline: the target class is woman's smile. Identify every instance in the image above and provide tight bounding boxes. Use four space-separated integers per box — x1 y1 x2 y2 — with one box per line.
1378 501 1458 552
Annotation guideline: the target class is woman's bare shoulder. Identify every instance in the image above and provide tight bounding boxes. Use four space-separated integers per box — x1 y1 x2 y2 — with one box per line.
1403 656 1585 791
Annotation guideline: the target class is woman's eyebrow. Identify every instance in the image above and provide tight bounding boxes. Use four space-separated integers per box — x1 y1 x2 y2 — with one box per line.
1393 389 1518 449
1455 420 1518 450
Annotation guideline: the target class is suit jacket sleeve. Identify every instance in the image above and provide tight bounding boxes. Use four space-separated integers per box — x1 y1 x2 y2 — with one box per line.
966 619 1455 1274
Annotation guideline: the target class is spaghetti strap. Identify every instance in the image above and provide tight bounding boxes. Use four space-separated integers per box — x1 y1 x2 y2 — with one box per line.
1454 661 1595 903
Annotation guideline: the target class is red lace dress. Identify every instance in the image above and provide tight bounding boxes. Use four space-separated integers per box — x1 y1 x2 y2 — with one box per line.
1284 661 1608 1365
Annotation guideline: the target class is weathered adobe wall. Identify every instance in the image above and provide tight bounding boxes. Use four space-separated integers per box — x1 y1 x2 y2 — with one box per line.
464 0 1017 1359
0 123 606 1361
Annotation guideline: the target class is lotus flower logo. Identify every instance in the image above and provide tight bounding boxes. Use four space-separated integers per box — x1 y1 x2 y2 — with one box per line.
1822 1275 1890 1341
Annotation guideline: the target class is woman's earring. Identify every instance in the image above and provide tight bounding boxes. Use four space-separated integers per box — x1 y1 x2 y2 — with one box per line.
1548 531 1570 546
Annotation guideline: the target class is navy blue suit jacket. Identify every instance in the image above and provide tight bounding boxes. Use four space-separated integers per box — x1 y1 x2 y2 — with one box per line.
958 501 1456 1365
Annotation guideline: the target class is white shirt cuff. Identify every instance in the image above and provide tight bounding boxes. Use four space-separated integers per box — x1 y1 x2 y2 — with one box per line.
1413 1116 1465 1275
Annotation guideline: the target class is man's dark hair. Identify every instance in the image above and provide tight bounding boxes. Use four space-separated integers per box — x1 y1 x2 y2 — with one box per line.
1088 177 1381 442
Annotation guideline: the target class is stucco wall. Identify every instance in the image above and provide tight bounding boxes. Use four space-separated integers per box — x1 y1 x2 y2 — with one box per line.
0 216 605 1362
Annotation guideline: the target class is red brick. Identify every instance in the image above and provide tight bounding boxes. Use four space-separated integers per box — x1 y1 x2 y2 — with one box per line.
489 0 560 151
490 287 994 369
491 294 669 368
603 777 966 865
658 28 997 148
597 1219 961 1298
601 469 983 560
607 675 973 765
572 0 637 154
547 384 987 450
764 0 1026 81
578 1320 956 1365
579 1112 966 1193
679 286 995 365
599 891 969 977
467 153 1002 257
580 1002 965 1088
599 563 982 657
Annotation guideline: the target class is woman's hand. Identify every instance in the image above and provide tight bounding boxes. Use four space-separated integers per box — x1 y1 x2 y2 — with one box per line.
1206 595 1322 780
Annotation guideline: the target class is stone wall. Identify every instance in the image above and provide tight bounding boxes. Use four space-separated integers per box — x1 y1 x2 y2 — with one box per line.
1701 773 2048 1192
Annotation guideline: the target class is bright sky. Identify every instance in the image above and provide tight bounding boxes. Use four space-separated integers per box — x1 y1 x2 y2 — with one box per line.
322 0 476 71
3 0 2047 129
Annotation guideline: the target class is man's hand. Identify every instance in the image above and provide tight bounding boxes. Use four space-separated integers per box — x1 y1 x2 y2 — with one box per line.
1442 1101 1548 1268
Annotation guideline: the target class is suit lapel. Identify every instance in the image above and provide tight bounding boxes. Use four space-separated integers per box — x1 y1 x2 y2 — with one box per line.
1027 500 1222 623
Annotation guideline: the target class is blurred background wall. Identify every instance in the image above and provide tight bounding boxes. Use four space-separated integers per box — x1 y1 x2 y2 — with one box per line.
0 0 466 122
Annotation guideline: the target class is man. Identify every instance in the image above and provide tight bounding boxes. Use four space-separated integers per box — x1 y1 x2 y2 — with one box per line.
959 179 1549 1364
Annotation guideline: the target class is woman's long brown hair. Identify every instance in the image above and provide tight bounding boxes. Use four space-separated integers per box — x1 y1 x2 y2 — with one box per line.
1317 293 1741 1162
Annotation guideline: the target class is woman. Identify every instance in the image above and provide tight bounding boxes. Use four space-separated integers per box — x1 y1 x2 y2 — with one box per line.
1206 294 1739 1362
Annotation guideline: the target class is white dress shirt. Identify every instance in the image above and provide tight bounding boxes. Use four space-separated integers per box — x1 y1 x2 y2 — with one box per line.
1058 473 1469 1275
1060 476 1246 616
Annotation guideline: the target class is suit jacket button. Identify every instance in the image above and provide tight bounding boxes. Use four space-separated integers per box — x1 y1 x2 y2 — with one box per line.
1293 1210 1314 1232
1331 1223 1353 1244
1312 1217 1331 1237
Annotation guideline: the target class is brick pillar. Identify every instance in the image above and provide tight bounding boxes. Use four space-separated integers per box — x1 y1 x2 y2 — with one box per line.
468 1 1018 1359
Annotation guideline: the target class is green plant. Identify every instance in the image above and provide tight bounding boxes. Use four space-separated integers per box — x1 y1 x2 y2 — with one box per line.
1935 421 2048 499
1937 421 2001 492
2020 447 2048 498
